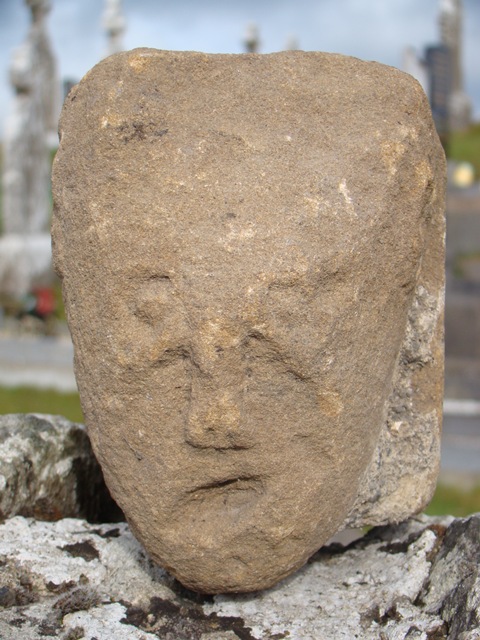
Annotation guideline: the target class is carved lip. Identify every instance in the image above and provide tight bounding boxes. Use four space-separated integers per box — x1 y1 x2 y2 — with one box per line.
187 475 264 496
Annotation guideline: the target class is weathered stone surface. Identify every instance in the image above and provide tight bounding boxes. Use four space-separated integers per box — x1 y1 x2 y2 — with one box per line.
422 516 480 637
51 49 446 592
0 414 121 523
1 514 480 639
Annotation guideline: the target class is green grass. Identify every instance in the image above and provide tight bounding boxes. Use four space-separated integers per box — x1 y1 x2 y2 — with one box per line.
426 483 480 518
0 386 83 423
448 122 480 179
452 250 480 279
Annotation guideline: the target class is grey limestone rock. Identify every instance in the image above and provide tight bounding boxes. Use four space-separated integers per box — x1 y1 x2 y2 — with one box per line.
0 514 479 639
51 49 446 592
0 413 121 523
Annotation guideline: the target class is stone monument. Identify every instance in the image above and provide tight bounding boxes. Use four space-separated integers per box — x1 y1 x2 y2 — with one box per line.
0 0 59 300
243 23 260 53
102 0 126 57
52 49 446 594
2 0 59 236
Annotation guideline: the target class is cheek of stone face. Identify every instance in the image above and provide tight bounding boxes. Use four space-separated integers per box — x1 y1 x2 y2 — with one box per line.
106 333 351 486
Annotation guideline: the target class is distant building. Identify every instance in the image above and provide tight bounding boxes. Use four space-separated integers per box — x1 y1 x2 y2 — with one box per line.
425 44 452 140
403 0 471 134
438 0 472 130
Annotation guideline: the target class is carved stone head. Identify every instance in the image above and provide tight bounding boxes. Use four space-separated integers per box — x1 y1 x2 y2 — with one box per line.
52 50 445 593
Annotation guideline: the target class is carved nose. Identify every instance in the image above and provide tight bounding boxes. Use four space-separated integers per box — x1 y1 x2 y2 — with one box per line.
185 388 253 450
185 372 253 449
185 321 253 449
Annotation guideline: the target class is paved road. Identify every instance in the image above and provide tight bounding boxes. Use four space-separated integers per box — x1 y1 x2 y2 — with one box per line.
0 332 76 392
0 333 479 480
441 413 480 482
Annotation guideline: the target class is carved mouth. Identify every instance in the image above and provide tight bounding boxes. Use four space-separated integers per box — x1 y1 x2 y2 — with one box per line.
180 475 266 516
187 476 263 497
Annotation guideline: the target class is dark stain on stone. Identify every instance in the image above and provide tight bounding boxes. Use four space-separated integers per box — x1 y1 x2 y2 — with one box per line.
0 586 17 608
90 527 121 539
53 585 101 614
38 616 61 636
361 603 441 638
18 498 65 522
404 625 425 638
167 578 215 605
39 583 101 636
360 604 384 628
130 122 146 141
118 121 168 143
63 627 86 640
378 531 424 555
60 540 100 562
426 524 447 539
8 616 27 628
155 128 169 138
0 583 37 608
308 541 348 562
46 580 77 594
0 566 39 609
361 599 422 631
425 524 448 563
100 527 121 538
425 623 448 639
120 595 257 640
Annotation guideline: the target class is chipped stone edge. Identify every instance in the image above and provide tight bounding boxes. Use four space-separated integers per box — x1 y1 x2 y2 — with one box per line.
346 281 445 528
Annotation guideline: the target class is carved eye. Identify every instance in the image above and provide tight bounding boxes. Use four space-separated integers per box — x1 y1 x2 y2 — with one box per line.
133 276 172 326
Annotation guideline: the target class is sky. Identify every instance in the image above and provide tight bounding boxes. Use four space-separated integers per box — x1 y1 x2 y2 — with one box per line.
0 0 479 139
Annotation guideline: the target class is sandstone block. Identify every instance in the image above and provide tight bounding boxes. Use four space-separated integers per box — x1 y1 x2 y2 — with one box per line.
52 49 446 592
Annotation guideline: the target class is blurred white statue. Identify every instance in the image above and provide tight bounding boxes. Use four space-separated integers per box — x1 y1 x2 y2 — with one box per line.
2 0 59 236
103 0 126 57
244 23 260 53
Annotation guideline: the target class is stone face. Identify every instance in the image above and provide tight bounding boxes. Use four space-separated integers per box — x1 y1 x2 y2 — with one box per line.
0 414 121 523
51 49 446 593
1 514 480 639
